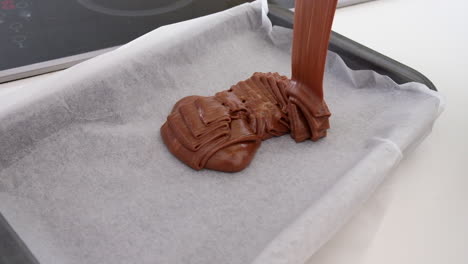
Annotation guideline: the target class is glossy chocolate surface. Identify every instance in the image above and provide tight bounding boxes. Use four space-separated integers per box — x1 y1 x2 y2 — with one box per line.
161 0 337 172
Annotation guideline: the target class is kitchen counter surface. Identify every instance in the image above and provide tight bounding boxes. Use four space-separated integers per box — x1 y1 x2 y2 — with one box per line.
307 0 468 263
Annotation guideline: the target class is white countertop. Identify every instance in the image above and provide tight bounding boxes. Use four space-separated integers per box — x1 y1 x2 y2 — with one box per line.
307 0 468 263
1 0 467 263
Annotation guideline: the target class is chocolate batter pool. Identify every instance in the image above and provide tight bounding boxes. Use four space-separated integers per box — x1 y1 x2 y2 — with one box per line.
161 0 338 172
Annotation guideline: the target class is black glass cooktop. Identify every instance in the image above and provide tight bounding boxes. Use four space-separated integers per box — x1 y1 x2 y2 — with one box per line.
0 0 251 72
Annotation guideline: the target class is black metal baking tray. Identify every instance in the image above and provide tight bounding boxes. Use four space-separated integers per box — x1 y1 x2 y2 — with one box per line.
0 4 439 264
0 214 39 264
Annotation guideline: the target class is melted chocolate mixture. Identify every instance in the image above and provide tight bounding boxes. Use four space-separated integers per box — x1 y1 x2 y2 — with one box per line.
161 0 338 172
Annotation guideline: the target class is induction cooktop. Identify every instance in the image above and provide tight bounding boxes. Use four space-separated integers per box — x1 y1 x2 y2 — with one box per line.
0 0 252 82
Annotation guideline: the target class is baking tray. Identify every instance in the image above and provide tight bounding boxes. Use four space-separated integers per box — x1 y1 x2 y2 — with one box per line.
0 4 438 264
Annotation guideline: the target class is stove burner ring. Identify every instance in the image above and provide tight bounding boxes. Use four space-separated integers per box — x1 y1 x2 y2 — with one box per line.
77 0 192 17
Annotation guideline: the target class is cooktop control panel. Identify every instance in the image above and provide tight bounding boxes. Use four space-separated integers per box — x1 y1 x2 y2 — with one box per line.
0 0 251 71
0 0 34 66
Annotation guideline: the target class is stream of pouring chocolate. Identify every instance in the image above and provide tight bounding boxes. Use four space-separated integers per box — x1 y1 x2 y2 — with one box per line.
161 0 338 172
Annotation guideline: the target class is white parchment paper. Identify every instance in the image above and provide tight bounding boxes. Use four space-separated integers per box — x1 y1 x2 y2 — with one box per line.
0 1 443 264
